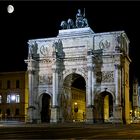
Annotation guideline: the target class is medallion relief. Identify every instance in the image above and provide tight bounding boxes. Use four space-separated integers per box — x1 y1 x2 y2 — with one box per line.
99 39 110 50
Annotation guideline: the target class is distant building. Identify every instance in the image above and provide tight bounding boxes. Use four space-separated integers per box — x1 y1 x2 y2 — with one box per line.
0 71 28 121
132 79 139 117
138 86 140 109
25 9 131 124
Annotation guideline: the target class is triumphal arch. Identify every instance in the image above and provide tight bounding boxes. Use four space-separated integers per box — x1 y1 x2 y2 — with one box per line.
25 9 131 124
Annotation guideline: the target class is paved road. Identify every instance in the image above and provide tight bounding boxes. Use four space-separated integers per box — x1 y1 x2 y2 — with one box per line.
0 122 140 139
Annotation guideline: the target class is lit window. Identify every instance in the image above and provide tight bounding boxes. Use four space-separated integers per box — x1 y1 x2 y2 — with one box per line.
7 95 11 103
7 94 20 103
0 95 2 103
16 95 20 103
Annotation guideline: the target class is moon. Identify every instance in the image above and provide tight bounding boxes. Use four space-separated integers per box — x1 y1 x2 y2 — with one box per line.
7 5 14 13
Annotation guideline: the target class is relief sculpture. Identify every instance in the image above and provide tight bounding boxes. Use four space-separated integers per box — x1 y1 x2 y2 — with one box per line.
102 71 114 83
99 39 110 50
39 74 52 85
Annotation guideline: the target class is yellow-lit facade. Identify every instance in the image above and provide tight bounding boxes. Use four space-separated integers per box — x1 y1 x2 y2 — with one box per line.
0 71 28 121
71 87 86 121
104 95 109 122
124 57 131 124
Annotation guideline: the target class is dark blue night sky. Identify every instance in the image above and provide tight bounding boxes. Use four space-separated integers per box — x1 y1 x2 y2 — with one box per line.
0 1 139 84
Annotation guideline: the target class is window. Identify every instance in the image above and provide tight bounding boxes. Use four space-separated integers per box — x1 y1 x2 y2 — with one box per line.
6 109 10 116
15 108 19 115
15 95 20 103
7 94 20 103
7 95 11 103
7 80 11 89
0 95 2 103
16 80 20 88
0 80 2 89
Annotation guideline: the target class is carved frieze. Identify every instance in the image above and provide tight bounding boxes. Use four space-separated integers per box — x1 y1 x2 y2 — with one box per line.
102 71 114 83
39 74 52 85
39 59 52 64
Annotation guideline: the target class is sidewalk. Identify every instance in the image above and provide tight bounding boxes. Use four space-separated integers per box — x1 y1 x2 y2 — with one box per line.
0 120 129 128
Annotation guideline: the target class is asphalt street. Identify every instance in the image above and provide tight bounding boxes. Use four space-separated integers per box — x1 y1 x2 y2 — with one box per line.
0 121 140 139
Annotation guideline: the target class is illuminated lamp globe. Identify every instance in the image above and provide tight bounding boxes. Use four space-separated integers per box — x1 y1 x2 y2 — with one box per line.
7 5 14 14
11 95 16 101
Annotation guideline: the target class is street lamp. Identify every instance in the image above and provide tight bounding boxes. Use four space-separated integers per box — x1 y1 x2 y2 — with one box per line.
11 94 16 120
74 102 78 121
74 102 78 113
11 95 16 102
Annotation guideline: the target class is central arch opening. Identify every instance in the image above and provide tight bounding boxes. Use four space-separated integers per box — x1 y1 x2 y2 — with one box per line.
62 73 86 122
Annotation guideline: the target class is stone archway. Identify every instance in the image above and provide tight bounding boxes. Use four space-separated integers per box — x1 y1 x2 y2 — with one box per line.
94 91 113 123
62 73 86 122
40 93 51 123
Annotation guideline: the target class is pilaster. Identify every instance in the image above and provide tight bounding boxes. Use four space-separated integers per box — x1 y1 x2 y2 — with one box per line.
114 64 121 106
113 105 123 123
86 51 94 107
50 107 60 123
27 68 36 123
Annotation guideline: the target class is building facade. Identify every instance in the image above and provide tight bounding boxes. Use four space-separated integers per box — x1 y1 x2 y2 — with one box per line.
132 79 140 122
25 10 131 124
0 71 28 121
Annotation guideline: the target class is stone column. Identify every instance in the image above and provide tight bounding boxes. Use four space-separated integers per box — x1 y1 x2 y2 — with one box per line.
87 65 92 107
114 64 123 123
92 70 95 105
52 67 59 107
27 68 35 123
86 54 94 123
51 65 60 123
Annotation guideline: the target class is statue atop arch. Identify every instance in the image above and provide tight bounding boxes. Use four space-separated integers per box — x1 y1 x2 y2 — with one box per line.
75 9 88 28
60 8 89 29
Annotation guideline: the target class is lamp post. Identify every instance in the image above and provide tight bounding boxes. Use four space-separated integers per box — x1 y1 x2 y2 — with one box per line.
11 94 16 120
74 102 78 121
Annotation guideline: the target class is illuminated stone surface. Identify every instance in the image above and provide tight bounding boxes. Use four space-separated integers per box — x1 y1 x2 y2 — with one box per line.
25 12 131 124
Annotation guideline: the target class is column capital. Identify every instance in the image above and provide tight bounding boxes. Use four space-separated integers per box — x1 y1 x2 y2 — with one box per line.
87 66 93 71
28 69 35 75
87 49 93 56
52 105 59 108
114 64 121 69
52 68 59 73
